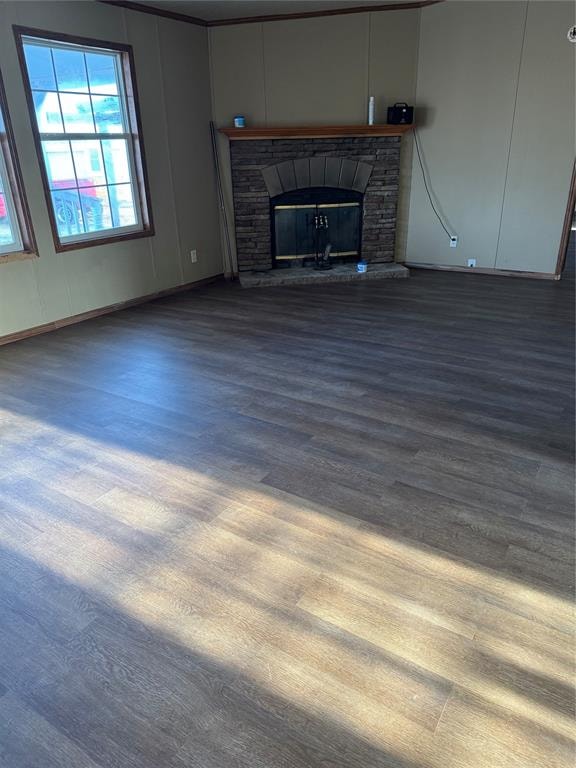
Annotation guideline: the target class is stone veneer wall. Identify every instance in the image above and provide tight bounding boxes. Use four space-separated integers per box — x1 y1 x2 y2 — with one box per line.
229 136 401 272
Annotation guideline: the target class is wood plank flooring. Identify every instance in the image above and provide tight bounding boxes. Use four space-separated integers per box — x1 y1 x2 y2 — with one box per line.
0 268 574 768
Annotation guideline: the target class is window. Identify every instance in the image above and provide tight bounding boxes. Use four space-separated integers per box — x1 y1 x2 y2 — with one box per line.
0 70 36 259
15 28 153 250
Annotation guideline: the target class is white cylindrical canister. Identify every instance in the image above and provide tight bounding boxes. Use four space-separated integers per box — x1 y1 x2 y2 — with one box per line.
368 96 375 126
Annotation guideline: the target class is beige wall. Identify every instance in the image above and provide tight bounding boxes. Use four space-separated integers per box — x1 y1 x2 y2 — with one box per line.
496 1 575 273
406 0 575 275
0 1 222 338
209 9 421 264
210 1 574 277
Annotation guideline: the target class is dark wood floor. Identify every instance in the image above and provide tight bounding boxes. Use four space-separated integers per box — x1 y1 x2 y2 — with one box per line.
0 267 574 768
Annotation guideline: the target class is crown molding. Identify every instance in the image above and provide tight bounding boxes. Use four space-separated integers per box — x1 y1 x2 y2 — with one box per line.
99 0 443 28
99 0 208 25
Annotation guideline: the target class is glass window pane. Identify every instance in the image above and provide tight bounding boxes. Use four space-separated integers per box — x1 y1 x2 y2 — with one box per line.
79 187 112 232
109 183 137 228
102 139 130 184
71 140 107 187
0 219 16 249
52 48 88 93
51 188 85 237
33 92 64 133
0 102 25 255
23 44 56 90
92 96 123 134
20 36 147 244
86 52 118 95
0 174 17 250
42 140 77 189
59 93 95 133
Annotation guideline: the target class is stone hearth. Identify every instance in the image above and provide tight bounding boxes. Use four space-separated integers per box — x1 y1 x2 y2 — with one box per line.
239 261 409 288
228 135 402 273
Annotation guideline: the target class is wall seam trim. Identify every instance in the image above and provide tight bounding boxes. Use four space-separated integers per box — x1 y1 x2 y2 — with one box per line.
155 17 185 285
122 8 157 289
493 0 529 270
207 27 217 119
366 12 372 109
261 23 268 124
403 5 423 263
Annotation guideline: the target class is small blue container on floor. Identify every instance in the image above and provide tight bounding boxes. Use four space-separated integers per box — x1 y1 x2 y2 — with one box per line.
357 260 368 273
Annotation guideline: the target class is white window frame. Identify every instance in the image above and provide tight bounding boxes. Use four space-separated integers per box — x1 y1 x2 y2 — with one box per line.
17 29 153 251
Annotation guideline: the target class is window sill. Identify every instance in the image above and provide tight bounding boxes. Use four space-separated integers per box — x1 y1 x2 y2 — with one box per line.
0 249 38 264
54 226 155 253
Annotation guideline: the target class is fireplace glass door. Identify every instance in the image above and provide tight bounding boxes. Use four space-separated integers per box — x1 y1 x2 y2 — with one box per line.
272 187 362 267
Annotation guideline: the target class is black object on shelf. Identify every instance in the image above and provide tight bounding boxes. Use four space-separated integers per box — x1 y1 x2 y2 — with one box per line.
387 103 414 125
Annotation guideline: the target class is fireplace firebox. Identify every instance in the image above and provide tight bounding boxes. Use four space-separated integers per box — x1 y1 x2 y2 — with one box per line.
271 187 362 269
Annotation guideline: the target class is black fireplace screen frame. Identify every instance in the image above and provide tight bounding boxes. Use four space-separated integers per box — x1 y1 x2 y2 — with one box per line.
271 187 363 268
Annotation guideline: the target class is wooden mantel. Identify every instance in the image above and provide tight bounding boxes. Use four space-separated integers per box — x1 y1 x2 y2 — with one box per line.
219 124 413 140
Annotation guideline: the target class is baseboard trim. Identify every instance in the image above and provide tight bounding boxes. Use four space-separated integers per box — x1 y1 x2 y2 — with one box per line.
403 262 559 281
0 274 224 347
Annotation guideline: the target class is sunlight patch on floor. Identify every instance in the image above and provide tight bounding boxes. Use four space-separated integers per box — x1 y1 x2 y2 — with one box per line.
1 416 574 762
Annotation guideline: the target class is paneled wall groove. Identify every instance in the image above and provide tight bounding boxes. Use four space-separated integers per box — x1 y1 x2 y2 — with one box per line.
493 0 529 271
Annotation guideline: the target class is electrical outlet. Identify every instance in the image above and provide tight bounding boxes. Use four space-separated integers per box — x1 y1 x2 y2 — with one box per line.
190 249 197 263
449 236 458 248
467 258 476 268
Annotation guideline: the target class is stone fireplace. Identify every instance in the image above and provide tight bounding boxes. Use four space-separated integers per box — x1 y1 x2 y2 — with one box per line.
220 125 412 287
224 130 406 274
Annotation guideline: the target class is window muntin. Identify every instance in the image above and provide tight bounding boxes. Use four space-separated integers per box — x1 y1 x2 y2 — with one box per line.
20 35 148 246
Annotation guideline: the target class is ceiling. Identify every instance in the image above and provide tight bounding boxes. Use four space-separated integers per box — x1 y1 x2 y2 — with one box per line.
136 0 418 23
